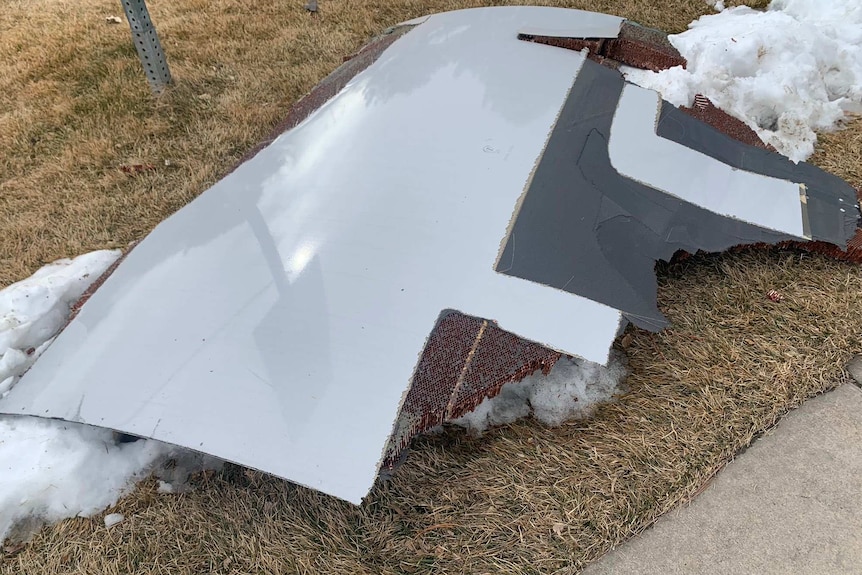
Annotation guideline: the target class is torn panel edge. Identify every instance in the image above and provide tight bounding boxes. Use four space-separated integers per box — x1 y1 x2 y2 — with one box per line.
518 20 685 73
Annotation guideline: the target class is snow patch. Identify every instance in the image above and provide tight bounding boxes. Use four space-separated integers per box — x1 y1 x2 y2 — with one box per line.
623 0 862 162
0 250 121 395
0 251 217 544
0 339 54 400
103 513 125 529
157 480 175 494
452 350 627 434
0 417 171 541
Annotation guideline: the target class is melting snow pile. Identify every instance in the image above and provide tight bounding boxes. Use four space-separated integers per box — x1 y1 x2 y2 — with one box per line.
0 251 194 543
453 351 628 434
1 251 121 394
624 0 862 162
0 417 172 541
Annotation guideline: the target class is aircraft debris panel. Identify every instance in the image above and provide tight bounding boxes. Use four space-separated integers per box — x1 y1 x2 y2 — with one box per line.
0 6 856 504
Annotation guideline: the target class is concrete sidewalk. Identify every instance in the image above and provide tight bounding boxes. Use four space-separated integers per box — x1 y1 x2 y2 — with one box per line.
583 383 862 575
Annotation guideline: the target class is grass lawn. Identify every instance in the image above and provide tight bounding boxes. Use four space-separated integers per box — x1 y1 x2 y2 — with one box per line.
1 0 861 573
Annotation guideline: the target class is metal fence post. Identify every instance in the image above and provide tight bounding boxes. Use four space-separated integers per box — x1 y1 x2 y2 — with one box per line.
120 0 172 93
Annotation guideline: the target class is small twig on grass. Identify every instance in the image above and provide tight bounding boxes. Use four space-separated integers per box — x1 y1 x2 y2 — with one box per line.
415 523 457 537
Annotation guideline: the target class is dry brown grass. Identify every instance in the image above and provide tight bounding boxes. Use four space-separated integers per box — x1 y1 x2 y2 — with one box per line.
2 0 862 573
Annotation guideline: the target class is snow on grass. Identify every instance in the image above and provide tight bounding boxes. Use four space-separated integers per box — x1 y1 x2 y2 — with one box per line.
0 251 121 395
0 251 205 543
452 351 628 434
0 417 171 541
624 0 862 162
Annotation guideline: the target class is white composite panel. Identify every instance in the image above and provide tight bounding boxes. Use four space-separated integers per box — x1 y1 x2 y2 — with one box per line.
0 7 624 504
401 7 623 33
609 83 807 238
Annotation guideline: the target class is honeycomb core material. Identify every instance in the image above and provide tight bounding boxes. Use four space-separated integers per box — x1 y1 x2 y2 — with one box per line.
383 312 560 466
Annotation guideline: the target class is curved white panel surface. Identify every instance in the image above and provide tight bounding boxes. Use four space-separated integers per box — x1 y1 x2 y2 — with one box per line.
608 83 807 238
400 6 623 35
0 7 624 503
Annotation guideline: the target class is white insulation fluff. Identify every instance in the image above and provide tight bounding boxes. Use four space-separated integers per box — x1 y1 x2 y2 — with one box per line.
624 0 862 162
452 350 628 434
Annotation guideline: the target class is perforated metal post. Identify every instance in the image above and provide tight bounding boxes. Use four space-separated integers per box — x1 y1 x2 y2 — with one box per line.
120 0 172 93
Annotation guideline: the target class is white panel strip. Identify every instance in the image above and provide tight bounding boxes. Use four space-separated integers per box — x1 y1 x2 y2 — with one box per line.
413 6 623 38
609 83 807 238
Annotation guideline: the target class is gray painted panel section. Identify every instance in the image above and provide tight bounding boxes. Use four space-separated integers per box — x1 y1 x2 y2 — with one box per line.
497 60 795 331
0 7 625 504
655 102 859 247
611 85 807 238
